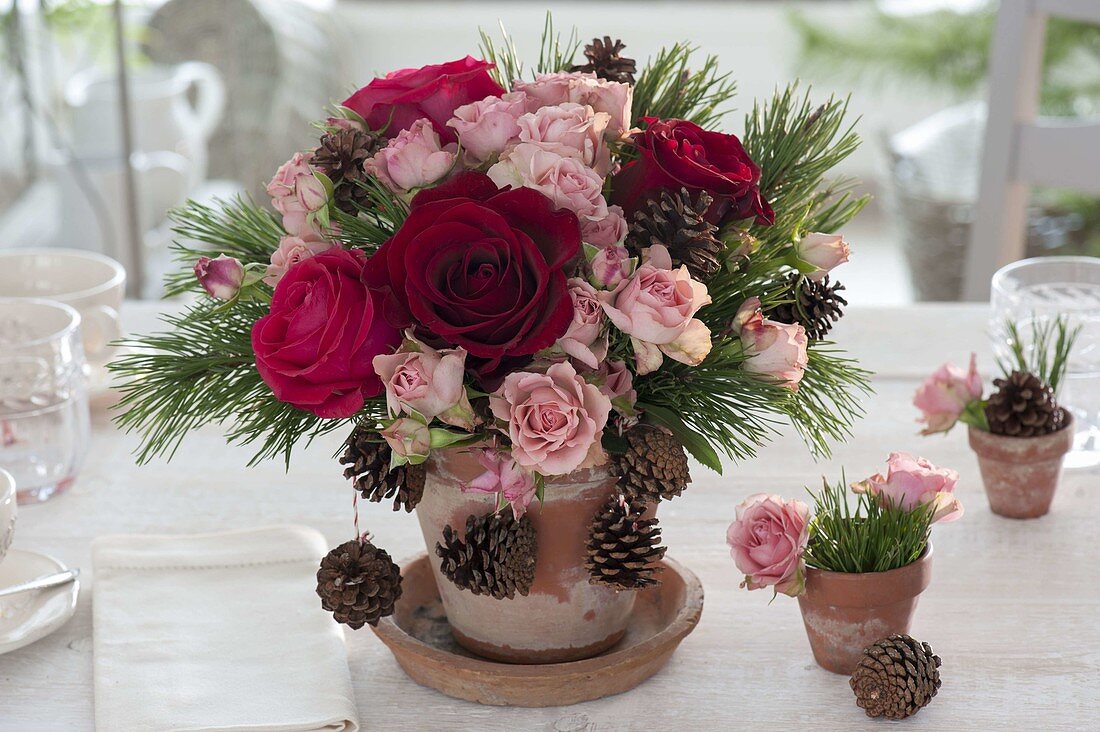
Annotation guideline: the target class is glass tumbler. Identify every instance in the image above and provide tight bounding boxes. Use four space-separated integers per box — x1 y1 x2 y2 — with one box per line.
0 299 91 503
990 257 1100 469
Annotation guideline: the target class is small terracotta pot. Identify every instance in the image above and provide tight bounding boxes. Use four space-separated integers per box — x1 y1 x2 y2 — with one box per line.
415 447 635 664
968 415 1074 519
797 546 933 675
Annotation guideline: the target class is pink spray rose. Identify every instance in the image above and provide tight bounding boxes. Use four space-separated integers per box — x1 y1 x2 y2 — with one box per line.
598 244 712 374
516 102 612 176
852 452 963 523
794 232 850 280
733 297 808 391
592 359 637 413
490 361 612 475
194 254 244 301
581 206 628 247
463 449 538 518
513 72 632 139
267 152 329 237
487 143 609 223
726 493 810 597
588 242 636 289
913 354 983 435
447 91 528 163
381 417 432 463
264 234 336 287
372 335 475 429
556 278 608 369
367 118 456 193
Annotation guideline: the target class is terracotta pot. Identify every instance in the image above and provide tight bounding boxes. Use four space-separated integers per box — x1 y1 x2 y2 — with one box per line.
797 546 933 675
414 447 635 664
968 417 1074 519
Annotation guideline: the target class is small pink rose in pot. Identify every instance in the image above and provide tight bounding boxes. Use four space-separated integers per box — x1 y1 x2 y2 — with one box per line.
852 452 964 524
556 278 608 369
447 91 528 164
489 361 611 476
367 118 457 193
462 448 538 517
913 354 983 435
733 297 808 391
372 335 475 429
793 232 850 280
264 234 336 287
726 493 810 597
381 417 432 463
194 254 245 301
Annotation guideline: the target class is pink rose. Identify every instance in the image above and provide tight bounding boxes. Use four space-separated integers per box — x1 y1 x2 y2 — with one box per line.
267 152 328 237
598 244 712 374
733 297 808 391
853 452 964 523
913 354 983 435
372 336 474 429
513 72 632 139
795 232 850 280
581 205 628 247
264 234 336 287
489 361 611 475
516 102 612 176
726 493 809 597
367 118 456 193
194 254 244 301
592 359 636 413
588 242 636 289
381 417 432 462
556 278 607 369
487 143 609 223
447 92 528 163
463 449 538 517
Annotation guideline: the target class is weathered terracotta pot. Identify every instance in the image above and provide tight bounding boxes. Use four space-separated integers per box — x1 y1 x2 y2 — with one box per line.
797 546 933 675
968 416 1074 519
414 447 635 664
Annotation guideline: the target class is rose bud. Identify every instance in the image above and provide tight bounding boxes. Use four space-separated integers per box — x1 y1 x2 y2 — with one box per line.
733 297 808 391
793 232 850 280
913 354 983 435
381 417 432 464
194 255 245 301
372 336 476 430
586 242 636 289
852 452 964 524
726 493 810 597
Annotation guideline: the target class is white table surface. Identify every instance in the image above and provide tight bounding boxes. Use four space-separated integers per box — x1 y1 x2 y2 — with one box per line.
3 301 1098 731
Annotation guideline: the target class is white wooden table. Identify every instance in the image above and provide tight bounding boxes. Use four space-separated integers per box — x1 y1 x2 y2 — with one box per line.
3 302 1098 731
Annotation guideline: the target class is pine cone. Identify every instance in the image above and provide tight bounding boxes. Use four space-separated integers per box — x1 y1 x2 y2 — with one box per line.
767 272 847 340
570 36 636 84
985 370 1065 437
340 426 424 512
435 508 537 600
850 634 941 720
585 494 666 589
612 423 691 503
316 538 402 629
313 126 381 215
627 187 723 280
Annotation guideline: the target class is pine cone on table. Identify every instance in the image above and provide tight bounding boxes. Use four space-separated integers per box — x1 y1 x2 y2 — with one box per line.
585 493 666 590
766 272 847 340
339 426 424 512
985 370 1065 437
611 423 691 503
850 634 942 720
316 538 402 629
569 36 637 84
313 126 381 215
627 187 723 281
435 508 538 600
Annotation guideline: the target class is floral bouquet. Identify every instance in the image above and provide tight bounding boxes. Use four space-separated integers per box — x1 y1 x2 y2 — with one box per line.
114 21 869 643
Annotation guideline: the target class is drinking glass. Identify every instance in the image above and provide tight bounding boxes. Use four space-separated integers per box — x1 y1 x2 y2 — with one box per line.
990 257 1100 469
0 299 91 503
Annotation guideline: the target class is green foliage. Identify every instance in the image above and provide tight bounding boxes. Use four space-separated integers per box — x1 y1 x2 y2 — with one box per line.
479 13 584 90
537 12 582 75
331 178 409 253
804 477 931 574
631 43 737 130
785 345 871 459
479 22 524 91
1000 316 1081 391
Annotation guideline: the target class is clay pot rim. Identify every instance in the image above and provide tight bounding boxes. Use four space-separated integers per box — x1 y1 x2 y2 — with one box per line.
372 553 703 678
967 412 1075 444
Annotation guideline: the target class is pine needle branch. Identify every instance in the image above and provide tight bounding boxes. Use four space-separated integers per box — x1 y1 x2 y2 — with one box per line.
632 43 737 130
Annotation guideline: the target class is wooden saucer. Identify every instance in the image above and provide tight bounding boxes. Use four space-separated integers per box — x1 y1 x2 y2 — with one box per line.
370 553 703 707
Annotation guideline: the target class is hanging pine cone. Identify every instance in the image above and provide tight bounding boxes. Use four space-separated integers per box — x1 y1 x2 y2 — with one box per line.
435 508 538 600
313 126 381 215
850 634 942 720
985 370 1065 437
611 423 691 503
316 538 402 629
627 187 723 281
766 272 847 340
569 36 637 84
339 426 424 512
585 494 667 590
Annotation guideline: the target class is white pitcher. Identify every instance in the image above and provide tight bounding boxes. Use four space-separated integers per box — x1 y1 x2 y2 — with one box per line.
64 62 225 190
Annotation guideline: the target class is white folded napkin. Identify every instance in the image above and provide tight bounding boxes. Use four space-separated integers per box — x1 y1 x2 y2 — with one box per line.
92 526 360 732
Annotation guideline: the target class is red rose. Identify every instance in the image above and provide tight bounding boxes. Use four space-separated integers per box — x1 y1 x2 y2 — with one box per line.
365 172 580 381
343 56 505 144
252 248 400 418
611 118 774 226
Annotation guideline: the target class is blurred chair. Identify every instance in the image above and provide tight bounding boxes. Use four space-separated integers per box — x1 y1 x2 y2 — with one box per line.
966 0 1100 300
